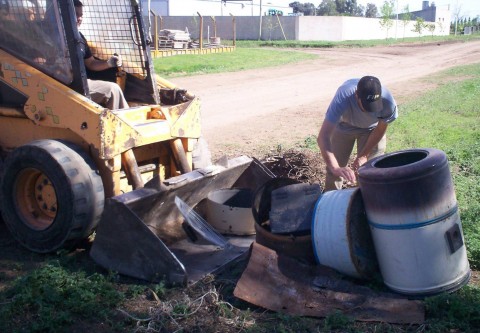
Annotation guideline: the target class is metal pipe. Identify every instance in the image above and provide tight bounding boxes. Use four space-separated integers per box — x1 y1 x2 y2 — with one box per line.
155 75 195 99
197 12 203 50
150 9 158 51
210 16 217 37
230 14 236 46
276 13 286 40
170 138 192 174
258 0 263 40
121 149 144 189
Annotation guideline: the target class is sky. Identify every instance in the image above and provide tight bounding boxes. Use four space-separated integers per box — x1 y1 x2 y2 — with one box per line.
173 0 480 19
357 0 479 18
265 0 480 18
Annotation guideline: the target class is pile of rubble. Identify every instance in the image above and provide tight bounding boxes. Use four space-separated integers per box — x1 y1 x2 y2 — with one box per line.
157 28 223 49
158 29 191 49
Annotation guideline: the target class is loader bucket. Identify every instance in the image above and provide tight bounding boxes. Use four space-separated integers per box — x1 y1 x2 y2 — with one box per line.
90 156 275 285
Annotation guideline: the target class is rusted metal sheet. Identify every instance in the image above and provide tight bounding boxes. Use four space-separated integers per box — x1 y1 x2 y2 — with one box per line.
234 242 425 324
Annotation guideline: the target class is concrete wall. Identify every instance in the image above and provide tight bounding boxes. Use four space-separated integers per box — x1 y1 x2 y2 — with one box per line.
151 15 450 42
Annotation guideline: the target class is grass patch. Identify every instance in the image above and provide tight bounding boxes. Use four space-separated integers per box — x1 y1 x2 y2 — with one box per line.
154 48 318 78
234 34 480 48
154 35 480 78
0 262 125 332
425 285 480 332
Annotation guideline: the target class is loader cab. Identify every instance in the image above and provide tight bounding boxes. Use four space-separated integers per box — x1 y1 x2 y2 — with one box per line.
0 0 86 100
0 0 159 107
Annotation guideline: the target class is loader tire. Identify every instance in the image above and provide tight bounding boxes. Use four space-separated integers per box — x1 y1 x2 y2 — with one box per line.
0 140 104 253
192 137 212 170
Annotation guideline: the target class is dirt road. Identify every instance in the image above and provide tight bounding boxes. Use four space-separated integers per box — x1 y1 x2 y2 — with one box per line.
173 40 480 159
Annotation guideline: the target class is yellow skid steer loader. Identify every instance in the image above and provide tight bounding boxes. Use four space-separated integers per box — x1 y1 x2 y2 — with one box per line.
0 0 273 285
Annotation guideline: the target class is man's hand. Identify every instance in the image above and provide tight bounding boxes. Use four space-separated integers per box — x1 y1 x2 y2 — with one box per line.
353 155 368 172
107 54 122 68
330 166 356 185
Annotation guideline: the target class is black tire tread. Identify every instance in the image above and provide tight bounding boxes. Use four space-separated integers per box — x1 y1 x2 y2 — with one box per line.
0 139 104 252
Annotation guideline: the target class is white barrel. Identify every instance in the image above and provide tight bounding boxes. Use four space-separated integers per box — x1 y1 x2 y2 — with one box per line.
358 148 471 295
311 188 378 279
370 211 470 295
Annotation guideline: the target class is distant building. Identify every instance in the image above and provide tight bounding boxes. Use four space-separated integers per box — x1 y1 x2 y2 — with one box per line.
140 0 293 17
399 1 451 25
141 0 168 16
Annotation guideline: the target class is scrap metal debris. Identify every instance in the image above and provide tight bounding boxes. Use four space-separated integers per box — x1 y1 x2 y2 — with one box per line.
234 242 425 324
158 29 191 49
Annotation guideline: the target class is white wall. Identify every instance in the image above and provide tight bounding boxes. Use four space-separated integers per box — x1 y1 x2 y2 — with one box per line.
151 16 450 42
295 16 449 41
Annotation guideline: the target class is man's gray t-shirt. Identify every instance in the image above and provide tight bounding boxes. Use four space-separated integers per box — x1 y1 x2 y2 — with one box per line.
325 78 398 133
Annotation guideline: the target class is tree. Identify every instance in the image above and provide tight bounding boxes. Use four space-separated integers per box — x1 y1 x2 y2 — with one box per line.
264 16 280 40
335 0 362 16
365 3 378 18
306 3 317 16
379 0 395 38
426 23 436 37
289 1 302 13
317 0 364 17
472 16 478 27
412 17 425 37
437 20 445 34
353 4 365 17
317 0 338 16
451 1 463 35
289 2 317 16
335 0 347 14
401 5 412 39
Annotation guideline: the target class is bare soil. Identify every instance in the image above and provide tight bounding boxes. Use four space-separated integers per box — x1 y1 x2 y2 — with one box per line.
1 40 480 332
173 40 480 160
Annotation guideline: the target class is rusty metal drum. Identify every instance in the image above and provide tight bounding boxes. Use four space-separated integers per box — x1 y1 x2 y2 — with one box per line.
252 178 315 264
358 148 470 296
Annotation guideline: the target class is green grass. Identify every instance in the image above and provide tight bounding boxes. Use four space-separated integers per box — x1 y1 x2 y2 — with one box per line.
425 285 480 332
154 34 480 78
0 262 125 333
234 34 480 48
154 47 318 78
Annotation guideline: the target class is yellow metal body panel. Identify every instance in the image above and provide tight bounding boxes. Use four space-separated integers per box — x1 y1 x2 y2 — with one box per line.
0 50 201 158
151 46 235 58
0 50 105 147
0 116 89 152
102 98 201 159
0 50 202 196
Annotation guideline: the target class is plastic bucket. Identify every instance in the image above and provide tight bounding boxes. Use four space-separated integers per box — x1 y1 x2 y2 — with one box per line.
358 148 470 296
311 188 378 279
